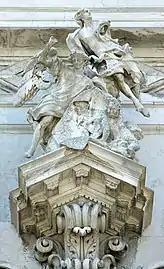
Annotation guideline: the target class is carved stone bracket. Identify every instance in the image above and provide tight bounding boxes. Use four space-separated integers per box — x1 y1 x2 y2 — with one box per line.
9 143 154 268
33 235 128 269
33 202 128 269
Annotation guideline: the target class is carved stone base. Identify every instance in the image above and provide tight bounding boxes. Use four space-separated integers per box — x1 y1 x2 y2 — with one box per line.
9 142 154 268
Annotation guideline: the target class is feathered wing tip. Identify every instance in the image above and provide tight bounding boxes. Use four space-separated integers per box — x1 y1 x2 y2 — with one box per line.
139 61 164 98
13 36 59 107
147 84 164 98
13 76 39 107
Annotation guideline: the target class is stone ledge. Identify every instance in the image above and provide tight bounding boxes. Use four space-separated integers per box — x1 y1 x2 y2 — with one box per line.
1 7 164 28
1 93 164 106
1 123 164 135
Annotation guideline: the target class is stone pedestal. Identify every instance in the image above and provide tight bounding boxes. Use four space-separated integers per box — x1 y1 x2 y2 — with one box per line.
10 141 153 268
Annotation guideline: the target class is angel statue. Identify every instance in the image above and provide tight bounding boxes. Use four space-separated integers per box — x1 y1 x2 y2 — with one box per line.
13 35 144 159
66 8 164 118
13 36 113 158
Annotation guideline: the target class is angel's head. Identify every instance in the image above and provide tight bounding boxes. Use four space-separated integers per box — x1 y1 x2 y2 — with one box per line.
74 8 92 27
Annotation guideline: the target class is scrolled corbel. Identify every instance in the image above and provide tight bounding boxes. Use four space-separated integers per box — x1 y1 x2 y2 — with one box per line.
34 237 54 262
92 255 117 269
46 255 73 269
101 254 117 269
108 236 128 261
46 254 66 269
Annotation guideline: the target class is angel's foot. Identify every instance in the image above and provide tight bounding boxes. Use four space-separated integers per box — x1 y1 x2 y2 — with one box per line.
136 103 150 117
25 149 34 158
139 108 150 118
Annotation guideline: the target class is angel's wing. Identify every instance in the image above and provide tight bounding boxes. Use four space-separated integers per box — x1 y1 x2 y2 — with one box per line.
13 36 58 107
14 66 55 107
139 62 164 98
13 71 39 107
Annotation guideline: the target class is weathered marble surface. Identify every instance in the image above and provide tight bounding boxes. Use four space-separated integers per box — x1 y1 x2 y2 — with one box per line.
12 37 143 159
1 28 164 50
1 1 164 28
3 39 137 158
10 9 164 163
1 6 163 268
9 142 153 269
0 132 163 269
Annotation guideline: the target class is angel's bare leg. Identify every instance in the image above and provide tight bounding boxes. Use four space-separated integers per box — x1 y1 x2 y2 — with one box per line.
104 76 119 98
131 71 142 102
114 73 150 117
41 117 60 146
131 83 141 101
25 115 54 158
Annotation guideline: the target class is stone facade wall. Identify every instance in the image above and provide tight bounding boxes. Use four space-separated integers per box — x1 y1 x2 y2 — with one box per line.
1 0 164 28
0 5 164 268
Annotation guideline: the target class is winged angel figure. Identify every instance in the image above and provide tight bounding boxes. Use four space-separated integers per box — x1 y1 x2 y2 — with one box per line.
13 9 164 159
14 36 117 158
67 8 164 110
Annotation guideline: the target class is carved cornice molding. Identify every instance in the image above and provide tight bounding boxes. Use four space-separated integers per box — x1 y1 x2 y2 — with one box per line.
0 6 164 28
1 124 164 135
10 142 153 233
1 93 164 107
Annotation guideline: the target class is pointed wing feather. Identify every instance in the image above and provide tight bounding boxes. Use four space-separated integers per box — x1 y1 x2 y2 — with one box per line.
13 36 58 107
13 74 39 107
139 62 164 97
